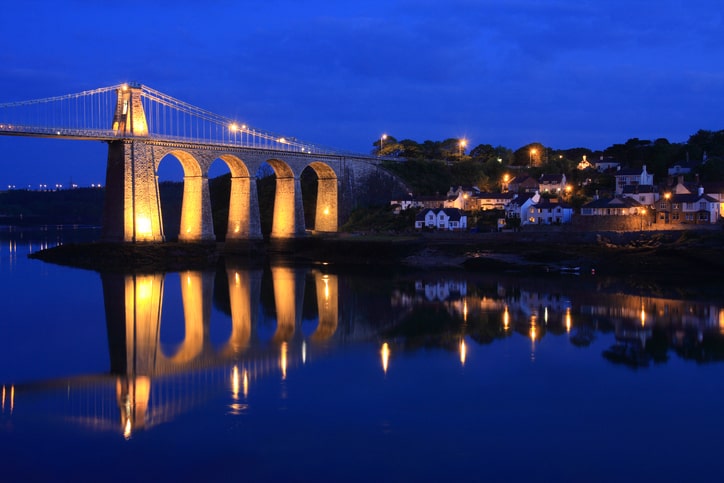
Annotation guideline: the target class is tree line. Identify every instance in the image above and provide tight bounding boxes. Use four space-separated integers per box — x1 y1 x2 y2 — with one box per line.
375 129 724 197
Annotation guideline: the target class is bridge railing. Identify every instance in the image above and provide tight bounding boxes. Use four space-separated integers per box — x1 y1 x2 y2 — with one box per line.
0 83 369 157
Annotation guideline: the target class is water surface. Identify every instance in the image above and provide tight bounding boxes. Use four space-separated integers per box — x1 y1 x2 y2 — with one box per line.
1 226 723 482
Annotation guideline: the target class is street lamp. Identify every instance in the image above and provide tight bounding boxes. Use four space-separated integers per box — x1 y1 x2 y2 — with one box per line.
529 148 537 166
459 139 467 157
380 133 388 156
640 208 647 230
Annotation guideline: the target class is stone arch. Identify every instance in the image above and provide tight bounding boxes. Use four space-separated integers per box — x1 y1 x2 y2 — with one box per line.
303 161 338 233
212 154 262 241
263 158 305 239
158 150 213 242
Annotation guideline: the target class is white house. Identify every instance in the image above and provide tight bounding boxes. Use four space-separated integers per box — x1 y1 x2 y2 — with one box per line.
580 196 644 216
615 165 654 194
538 173 567 194
596 157 620 172
470 192 516 210
621 184 658 207
525 198 573 225
415 208 468 231
505 192 541 221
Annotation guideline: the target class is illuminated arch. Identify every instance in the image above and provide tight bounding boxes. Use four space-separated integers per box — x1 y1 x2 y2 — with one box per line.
264 159 305 238
213 154 262 241
304 161 338 233
158 150 214 242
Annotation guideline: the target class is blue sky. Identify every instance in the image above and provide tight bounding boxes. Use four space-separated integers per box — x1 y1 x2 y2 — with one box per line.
1 0 722 188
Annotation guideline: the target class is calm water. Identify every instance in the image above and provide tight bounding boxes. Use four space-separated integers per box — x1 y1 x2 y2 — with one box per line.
1 226 724 482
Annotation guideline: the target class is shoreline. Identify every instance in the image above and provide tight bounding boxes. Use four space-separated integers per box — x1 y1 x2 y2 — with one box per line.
26 228 724 277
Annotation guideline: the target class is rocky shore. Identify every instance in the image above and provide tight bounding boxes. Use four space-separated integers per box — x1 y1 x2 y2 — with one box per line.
29 228 724 279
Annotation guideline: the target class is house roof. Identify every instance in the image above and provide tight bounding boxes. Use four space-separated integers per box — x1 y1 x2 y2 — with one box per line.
539 174 564 183
533 198 572 209
416 208 466 221
474 192 516 200
507 193 536 206
442 208 464 221
582 196 642 209
616 166 646 176
670 193 718 203
509 175 537 185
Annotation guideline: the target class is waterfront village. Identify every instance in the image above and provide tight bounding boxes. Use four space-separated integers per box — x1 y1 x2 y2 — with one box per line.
391 156 723 233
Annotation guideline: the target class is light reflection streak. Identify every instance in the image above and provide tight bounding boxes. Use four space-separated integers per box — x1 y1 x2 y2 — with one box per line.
460 339 467 366
381 342 390 374
243 369 249 398
280 342 288 380
231 365 240 400
565 307 572 333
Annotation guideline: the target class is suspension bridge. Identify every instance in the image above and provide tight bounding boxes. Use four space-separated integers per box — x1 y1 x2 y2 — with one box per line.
0 83 396 243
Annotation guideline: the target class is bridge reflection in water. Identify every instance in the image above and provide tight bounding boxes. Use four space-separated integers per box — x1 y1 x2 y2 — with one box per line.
4 267 724 439
103 261 344 438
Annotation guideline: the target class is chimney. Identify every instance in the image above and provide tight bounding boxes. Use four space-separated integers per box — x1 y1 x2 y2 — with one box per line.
698 185 704 196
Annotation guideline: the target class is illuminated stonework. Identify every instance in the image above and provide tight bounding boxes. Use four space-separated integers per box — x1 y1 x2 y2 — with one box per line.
311 271 338 341
309 162 338 233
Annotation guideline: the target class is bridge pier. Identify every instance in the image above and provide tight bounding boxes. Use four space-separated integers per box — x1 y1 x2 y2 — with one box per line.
178 175 215 242
271 176 306 239
226 176 263 242
315 177 338 232
102 141 165 242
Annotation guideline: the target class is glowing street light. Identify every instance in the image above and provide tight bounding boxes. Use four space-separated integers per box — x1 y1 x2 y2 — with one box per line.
529 148 537 166
640 208 647 230
459 139 467 157
379 133 388 155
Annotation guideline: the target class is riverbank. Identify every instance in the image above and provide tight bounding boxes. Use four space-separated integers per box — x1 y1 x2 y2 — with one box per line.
28 228 724 278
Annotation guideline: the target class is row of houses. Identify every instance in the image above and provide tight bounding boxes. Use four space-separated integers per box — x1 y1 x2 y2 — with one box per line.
398 165 723 231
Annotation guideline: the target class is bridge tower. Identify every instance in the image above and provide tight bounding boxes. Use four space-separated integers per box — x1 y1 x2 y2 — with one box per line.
102 84 164 242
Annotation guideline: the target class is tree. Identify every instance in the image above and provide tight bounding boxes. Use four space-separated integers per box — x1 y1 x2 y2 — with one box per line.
514 143 546 167
373 135 402 156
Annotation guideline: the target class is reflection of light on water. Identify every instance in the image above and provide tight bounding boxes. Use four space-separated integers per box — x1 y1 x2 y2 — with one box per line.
719 309 724 334
565 307 572 333
231 365 240 400
123 417 132 440
381 342 390 374
503 305 510 330
302 341 307 364
227 403 248 416
463 299 468 322
640 304 646 327
459 339 467 366
280 342 288 380
243 369 249 398
544 306 548 324
234 271 240 286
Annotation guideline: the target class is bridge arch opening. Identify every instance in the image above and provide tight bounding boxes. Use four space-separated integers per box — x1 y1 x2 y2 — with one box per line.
156 150 211 242
256 159 303 239
209 154 261 242
207 157 233 240
300 162 338 232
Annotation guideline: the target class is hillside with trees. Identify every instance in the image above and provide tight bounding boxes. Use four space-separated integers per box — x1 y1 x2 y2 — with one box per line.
376 129 724 200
